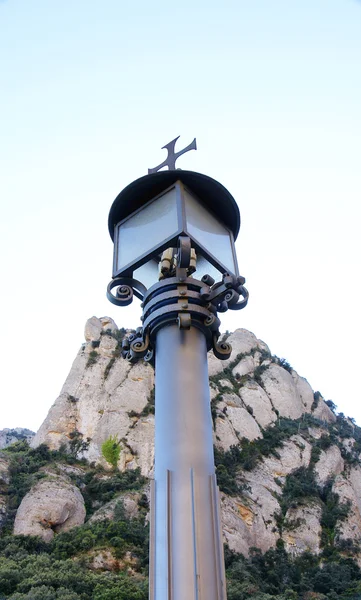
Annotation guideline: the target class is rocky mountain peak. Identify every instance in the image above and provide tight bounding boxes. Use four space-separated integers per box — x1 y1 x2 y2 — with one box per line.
1 317 361 599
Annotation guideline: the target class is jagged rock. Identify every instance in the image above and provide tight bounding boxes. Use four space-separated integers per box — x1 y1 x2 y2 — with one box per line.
292 373 314 413
124 416 155 476
88 549 119 571
0 428 35 449
220 493 257 555
89 491 141 523
55 463 87 478
0 455 10 529
243 470 282 552
209 385 219 400
261 364 305 419
312 398 337 423
224 404 262 441
215 392 262 447
218 378 233 390
0 455 10 485
232 354 257 378
100 316 118 334
31 347 87 449
84 316 118 343
238 381 277 429
262 435 312 479
28 317 361 564
208 329 269 377
332 471 361 565
308 426 329 440
349 465 361 516
84 316 103 342
14 475 86 541
221 483 280 555
215 415 240 450
0 497 6 528
31 339 154 474
314 446 344 485
342 437 356 452
283 503 322 555
32 323 313 467
87 549 138 572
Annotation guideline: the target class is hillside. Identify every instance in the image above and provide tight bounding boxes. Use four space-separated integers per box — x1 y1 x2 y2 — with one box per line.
1 318 361 599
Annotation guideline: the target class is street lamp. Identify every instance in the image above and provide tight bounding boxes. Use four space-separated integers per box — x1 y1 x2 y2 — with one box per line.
107 137 248 600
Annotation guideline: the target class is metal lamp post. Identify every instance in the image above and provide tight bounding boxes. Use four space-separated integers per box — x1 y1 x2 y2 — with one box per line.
106 137 248 600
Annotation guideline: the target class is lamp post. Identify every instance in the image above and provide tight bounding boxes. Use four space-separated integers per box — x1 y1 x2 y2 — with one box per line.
107 137 248 600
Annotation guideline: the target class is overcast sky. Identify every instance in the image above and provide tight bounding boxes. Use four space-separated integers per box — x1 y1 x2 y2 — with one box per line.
0 0 360 431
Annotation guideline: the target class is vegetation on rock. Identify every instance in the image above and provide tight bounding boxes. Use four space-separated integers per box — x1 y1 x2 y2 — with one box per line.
2 326 361 599
101 436 121 469
86 350 99 368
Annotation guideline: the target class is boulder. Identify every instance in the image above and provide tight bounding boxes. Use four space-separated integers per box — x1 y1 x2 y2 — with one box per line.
84 316 103 342
14 475 86 541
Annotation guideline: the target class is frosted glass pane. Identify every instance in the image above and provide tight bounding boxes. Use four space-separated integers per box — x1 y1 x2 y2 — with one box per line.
193 254 222 282
133 259 160 289
116 187 178 272
184 188 236 274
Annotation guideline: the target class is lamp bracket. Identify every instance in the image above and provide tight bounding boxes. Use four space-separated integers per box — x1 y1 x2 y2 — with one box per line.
106 250 248 366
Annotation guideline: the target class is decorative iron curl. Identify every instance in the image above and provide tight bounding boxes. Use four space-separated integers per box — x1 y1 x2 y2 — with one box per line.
200 273 249 313
212 334 232 360
106 261 248 364
129 332 150 359
107 277 147 307
228 285 249 311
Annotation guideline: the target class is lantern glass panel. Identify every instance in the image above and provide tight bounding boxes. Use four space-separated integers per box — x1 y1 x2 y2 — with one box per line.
133 259 160 290
192 254 222 282
115 186 178 274
183 187 236 274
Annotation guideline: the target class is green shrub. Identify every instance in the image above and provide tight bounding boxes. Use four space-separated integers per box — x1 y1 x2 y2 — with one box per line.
68 431 90 459
86 351 99 368
101 436 121 469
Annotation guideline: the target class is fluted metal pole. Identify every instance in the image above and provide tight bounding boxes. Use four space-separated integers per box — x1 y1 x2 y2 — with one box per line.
149 324 227 600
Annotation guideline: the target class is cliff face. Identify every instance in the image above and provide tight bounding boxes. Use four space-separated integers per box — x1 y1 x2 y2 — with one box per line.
26 317 361 565
32 316 155 476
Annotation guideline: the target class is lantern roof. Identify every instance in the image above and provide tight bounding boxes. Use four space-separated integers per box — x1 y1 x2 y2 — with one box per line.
108 170 240 242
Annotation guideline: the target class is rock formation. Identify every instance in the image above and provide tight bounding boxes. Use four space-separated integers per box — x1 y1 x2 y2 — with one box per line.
0 455 10 529
2 317 361 598
13 472 86 542
24 316 361 566
0 428 34 449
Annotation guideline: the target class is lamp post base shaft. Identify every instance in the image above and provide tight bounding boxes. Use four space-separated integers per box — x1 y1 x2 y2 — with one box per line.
150 325 227 600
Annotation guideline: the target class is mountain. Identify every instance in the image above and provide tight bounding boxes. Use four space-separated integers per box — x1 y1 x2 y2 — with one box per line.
1 317 361 599
0 428 34 449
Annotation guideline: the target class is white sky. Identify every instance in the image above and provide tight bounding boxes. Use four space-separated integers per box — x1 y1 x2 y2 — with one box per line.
0 0 360 431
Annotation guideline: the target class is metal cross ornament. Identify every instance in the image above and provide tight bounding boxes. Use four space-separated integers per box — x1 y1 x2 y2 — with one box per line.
148 135 197 173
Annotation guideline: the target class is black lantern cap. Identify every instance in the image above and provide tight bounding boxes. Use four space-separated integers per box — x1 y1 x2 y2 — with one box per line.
108 170 241 242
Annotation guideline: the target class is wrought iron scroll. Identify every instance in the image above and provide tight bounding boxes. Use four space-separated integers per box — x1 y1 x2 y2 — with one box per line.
106 239 248 363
